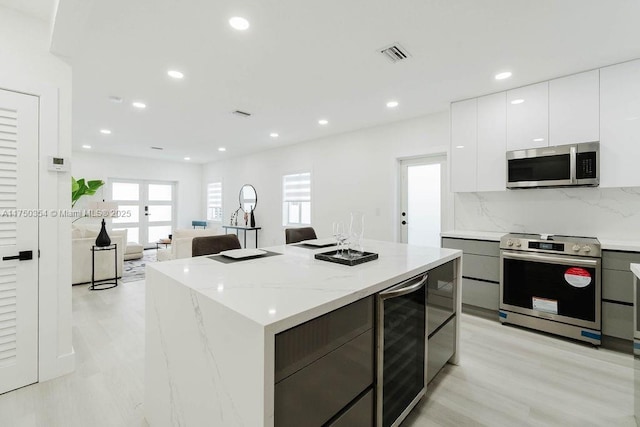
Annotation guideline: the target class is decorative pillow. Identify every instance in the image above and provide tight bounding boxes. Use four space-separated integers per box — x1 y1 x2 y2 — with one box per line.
83 228 99 239
71 227 83 239
109 229 128 246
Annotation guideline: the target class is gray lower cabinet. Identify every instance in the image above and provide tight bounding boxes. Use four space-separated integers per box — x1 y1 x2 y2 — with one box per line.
462 278 499 310
602 250 640 340
274 297 374 427
328 389 374 427
427 260 457 383
427 318 456 384
442 237 500 310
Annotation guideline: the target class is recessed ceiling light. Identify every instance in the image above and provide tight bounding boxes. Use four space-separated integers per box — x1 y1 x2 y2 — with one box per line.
218 147 226 152
132 101 146 109
270 132 279 138
533 138 545 142
386 100 399 108
495 71 512 80
100 129 111 135
318 119 329 125
167 70 184 79
184 156 191 161
510 99 525 105
229 16 250 31
455 145 465 149
82 144 91 149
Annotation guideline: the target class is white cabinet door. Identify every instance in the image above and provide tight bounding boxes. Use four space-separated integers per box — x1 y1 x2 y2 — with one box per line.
0 89 39 394
450 99 477 192
600 59 640 187
549 69 599 146
506 82 549 151
477 92 507 192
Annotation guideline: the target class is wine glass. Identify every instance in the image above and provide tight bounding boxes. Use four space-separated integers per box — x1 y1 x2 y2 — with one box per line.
349 212 364 255
333 222 347 256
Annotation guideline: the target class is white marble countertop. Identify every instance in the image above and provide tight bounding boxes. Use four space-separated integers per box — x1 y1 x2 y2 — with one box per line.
441 230 506 242
599 239 640 252
631 263 640 278
147 239 461 334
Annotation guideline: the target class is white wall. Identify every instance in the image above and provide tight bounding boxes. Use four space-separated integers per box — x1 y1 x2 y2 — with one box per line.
72 152 203 230
203 112 451 248
0 7 74 380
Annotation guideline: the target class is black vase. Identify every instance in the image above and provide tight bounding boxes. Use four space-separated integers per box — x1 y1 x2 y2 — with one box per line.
95 219 111 247
250 208 256 227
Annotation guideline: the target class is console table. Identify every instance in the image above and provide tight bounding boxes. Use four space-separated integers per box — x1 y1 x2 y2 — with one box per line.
90 244 118 290
222 225 261 248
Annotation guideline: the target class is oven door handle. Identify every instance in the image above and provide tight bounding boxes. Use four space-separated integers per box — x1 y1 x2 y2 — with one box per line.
501 251 599 267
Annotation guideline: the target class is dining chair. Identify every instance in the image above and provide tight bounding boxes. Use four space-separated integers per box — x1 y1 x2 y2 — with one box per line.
285 227 317 244
192 234 242 256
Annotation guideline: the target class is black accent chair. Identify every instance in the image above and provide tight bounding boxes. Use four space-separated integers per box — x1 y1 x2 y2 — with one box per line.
285 227 317 244
192 234 242 256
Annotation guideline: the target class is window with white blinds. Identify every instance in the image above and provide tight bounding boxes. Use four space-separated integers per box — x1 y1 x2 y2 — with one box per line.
206 182 222 222
282 172 311 226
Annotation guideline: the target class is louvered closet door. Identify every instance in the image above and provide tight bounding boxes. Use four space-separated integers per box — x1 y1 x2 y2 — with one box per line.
0 89 39 395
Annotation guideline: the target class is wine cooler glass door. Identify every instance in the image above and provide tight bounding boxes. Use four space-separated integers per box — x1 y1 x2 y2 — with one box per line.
377 273 427 427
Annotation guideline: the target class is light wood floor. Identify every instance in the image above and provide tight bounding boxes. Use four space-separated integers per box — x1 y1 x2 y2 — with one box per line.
0 280 634 426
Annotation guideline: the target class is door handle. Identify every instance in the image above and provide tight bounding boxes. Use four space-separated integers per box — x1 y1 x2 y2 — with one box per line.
3 250 33 261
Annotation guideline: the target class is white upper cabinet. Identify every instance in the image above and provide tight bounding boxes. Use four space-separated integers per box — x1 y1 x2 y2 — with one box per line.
549 69 599 146
506 82 549 151
477 92 507 192
450 98 477 193
600 59 640 187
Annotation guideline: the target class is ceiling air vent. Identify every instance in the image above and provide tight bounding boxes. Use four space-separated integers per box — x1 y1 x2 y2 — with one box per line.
379 43 411 63
232 110 251 118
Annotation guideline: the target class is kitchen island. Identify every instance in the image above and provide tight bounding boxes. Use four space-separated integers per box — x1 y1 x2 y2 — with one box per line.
144 239 462 426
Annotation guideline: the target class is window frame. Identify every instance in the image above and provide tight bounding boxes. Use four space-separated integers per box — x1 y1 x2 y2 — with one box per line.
206 181 223 222
282 171 312 226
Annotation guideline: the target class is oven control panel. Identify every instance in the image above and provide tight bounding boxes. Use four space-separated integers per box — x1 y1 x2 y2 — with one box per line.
529 241 564 251
500 234 600 257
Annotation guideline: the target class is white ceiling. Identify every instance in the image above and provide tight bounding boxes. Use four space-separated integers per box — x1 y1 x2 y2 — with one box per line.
46 0 640 163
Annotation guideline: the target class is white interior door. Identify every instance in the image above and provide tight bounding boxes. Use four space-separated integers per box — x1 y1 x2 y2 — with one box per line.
110 179 176 247
400 156 446 247
0 89 39 394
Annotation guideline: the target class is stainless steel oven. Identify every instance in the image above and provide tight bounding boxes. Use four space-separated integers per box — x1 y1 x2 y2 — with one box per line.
499 233 601 345
377 272 427 427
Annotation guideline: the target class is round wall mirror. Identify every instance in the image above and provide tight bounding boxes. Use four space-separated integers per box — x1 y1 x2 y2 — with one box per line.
239 184 257 212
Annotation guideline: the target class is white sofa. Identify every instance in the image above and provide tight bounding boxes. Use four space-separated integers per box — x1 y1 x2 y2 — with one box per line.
72 225 127 285
157 227 222 261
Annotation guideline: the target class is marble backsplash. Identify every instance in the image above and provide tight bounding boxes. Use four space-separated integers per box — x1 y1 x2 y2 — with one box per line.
454 187 640 240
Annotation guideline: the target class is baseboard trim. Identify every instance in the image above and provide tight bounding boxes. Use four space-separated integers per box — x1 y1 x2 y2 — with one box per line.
461 304 499 321
39 348 75 382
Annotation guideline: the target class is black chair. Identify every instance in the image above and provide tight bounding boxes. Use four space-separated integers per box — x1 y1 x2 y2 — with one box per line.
192 234 241 256
285 227 317 244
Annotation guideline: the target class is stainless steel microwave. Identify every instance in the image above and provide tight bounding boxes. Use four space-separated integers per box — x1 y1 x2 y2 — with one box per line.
506 141 599 189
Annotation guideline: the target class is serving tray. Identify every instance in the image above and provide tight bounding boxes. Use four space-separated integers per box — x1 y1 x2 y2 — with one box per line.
314 250 378 266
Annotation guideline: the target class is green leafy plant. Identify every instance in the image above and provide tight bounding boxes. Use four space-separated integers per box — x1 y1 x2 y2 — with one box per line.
72 177 105 207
